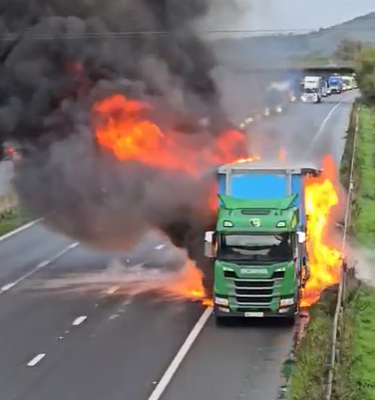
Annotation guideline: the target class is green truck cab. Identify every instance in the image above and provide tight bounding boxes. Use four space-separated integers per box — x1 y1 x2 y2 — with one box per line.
208 161 319 325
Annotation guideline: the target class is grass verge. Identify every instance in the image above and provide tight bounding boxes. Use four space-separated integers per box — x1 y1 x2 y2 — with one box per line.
285 100 360 400
332 104 375 400
286 289 337 400
0 207 33 237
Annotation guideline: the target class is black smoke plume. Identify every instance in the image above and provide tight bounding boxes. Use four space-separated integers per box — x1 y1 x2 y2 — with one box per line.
0 0 246 264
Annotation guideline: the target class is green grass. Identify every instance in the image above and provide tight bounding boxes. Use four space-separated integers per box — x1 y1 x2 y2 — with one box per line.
351 105 375 245
0 207 33 237
287 289 337 400
350 285 375 398
334 104 375 400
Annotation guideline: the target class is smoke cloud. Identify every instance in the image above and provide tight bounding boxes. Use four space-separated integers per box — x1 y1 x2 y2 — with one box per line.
1 0 247 265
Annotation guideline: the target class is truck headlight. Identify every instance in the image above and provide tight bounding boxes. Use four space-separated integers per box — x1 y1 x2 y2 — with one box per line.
280 298 294 307
215 297 229 306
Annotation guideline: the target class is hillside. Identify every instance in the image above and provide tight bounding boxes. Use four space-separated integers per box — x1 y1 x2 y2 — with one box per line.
212 12 375 69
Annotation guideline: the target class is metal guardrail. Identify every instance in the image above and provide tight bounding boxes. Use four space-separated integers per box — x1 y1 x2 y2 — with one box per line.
325 102 360 400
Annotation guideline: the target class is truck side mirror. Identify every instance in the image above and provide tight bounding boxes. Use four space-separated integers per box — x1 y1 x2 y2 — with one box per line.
204 231 213 243
297 231 306 243
211 233 218 258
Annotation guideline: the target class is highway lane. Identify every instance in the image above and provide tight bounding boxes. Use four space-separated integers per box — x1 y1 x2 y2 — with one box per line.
246 90 358 165
0 223 73 289
0 243 204 400
0 90 357 400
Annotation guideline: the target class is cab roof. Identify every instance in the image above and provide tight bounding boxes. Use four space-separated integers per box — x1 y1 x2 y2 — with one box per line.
216 194 299 233
218 160 321 175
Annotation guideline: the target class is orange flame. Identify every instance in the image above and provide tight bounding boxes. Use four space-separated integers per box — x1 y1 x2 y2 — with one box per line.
93 94 245 176
302 155 342 307
92 94 247 304
279 147 286 161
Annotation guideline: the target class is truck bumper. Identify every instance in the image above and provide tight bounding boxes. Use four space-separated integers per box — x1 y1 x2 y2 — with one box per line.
214 304 297 319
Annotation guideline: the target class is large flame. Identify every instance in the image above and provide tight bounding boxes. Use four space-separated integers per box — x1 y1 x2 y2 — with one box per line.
302 155 342 307
92 94 245 303
94 94 245 175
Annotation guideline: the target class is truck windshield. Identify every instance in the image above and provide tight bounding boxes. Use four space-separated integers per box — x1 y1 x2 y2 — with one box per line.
218 233 293 263
304 88 317 93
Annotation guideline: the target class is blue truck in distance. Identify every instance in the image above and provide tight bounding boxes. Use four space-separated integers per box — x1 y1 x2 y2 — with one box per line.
210 160 319 324
328 75 343 94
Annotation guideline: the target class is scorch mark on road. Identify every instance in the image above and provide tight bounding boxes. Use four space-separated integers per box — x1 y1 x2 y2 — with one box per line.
0 242 79 294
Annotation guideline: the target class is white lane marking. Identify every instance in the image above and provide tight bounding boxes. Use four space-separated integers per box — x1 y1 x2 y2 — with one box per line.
303 101 342 157
72 316 87 326
147 307 212 400
0 218 42 242
27 353 46 367
0 242 79 294
0 282 15 292
154 244 165 250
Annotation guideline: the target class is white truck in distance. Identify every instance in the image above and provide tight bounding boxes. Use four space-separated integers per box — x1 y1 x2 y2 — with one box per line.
301 76 322 103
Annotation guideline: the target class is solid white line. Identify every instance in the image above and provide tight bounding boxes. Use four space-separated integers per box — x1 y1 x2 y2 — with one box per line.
147 307 212 400
302 101 342 157
72 316 87 326
0 242 79 294
27 353 46 367
154 244 165 250
0 218 42 242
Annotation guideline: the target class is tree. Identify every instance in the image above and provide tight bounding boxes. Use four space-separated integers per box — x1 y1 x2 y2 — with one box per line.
334 39 364 62
355 45 375 104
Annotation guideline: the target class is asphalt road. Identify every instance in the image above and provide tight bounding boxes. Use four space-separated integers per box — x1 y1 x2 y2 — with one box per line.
0 90 358 400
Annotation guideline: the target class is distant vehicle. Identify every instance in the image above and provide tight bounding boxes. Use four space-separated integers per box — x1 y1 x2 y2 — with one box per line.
341 75 355 91
264 84 288 115
321 79 328 97
301 76 322 103
328 75 343 94
1 142 22 162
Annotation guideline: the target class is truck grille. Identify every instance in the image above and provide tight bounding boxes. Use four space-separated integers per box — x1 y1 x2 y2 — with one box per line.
223 269 285 306
236 296 271 304
224 270 285 280
235 287 273 296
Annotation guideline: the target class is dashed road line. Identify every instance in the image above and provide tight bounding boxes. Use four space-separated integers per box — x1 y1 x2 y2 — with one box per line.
0 241 79 294
72 316 88 326
26 353 46 367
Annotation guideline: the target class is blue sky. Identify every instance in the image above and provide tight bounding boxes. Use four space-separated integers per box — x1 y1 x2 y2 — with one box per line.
241 0 375 32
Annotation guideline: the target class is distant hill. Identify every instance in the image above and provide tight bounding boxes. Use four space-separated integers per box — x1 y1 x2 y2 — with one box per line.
212 12 375 69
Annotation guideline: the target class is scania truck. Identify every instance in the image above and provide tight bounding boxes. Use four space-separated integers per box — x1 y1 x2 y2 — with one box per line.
209 160 319 325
